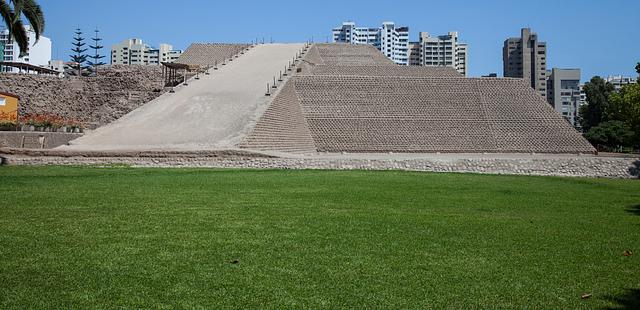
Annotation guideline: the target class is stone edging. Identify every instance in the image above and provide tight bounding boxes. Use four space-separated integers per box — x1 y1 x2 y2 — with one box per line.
1 153 638 179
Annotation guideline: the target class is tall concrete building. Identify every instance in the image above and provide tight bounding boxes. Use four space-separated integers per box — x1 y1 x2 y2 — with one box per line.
0 25 52 73
410 32 468 76
503 28 548 98
111 39 182 65
408 42 421 66
332 21 410 65
547 68 582 127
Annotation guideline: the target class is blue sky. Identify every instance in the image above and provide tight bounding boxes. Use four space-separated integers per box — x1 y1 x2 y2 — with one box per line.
37 0 639 79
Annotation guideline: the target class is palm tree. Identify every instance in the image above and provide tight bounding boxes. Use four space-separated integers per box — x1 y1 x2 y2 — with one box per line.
0 0 45 57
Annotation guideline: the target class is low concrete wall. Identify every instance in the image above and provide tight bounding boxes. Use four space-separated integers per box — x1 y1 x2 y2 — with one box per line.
0 132 83 149
0 151 638 179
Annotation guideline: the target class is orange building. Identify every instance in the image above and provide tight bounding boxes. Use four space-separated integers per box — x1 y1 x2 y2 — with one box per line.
0 92 19 122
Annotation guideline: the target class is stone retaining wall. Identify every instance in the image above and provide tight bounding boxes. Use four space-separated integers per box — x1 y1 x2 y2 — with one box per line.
0 132 83 149
0 65 165 129
1 153 638 179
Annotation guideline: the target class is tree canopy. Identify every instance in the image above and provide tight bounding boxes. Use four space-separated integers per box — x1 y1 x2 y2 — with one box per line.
70 28 87 76
608 82 640 148
579 76 615 131
582 63 640 151
0 0 45 57
87 29 105 74
584 120 634 151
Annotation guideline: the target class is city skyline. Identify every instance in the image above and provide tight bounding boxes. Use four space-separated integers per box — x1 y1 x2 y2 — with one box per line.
29 0 640 79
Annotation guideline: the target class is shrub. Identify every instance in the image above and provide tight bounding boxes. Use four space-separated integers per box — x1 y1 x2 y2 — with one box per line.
585 120 635 151
19 114 84 130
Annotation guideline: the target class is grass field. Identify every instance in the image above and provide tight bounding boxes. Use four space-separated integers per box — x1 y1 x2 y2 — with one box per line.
0 166 639 308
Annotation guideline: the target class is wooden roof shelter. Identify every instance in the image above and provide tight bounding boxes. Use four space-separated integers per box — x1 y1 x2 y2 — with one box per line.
161 62 201 88
0 62 60 75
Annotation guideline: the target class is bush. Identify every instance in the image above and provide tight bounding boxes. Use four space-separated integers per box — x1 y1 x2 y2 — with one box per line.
20 114 84 130
585 120 634 152
0 121 17 131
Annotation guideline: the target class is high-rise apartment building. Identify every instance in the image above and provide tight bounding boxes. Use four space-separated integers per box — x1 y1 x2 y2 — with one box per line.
332 22 468 74
332 21 410 65
547 68 582 127
604 75 637 91
503 28 548 98
111 39 182 65
411 32 468 76
0 25 52 73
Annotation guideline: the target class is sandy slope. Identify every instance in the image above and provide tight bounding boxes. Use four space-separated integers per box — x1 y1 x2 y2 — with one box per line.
64 43 304 151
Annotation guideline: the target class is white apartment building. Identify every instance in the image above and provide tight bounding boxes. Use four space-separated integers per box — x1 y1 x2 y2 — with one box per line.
411 32 468 76
46 59 64 75
149 43 182 64
111 39 182 65
604 75 637 91
161 44 182 63
332 21 410 65
0 25 52 73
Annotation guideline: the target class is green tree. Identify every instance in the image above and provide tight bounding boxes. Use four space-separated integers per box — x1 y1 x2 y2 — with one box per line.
86 28 105 75
636 62 640 76
70 28 87 76
609 82 640 149
584 120 634 151
579 76 615 131
0 0 44 57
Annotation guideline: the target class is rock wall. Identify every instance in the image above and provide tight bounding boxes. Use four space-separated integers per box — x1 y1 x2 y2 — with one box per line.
0 132 83 149
1 152 638 179
0 65 166 129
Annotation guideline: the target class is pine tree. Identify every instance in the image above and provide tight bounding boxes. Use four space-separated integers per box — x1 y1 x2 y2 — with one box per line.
70 28 87 76
87 29 105 75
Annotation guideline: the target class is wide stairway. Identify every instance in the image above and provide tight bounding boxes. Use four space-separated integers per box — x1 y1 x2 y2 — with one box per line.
64 43 304 151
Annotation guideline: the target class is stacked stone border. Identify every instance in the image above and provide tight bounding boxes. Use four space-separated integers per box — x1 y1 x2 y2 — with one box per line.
0 132 83 149
1 149 638 179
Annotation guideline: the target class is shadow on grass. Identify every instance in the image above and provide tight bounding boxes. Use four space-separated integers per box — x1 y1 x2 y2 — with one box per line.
628 205 640 217
630 160 640 178
606 289 640 310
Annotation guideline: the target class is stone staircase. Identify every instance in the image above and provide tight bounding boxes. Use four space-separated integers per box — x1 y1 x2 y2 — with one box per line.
240 44 596 154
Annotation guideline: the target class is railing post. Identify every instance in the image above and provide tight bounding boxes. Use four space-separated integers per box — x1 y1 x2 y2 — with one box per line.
183 69 188 86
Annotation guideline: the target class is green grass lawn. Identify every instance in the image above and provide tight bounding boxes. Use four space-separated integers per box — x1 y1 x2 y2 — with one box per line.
0 166 639 309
